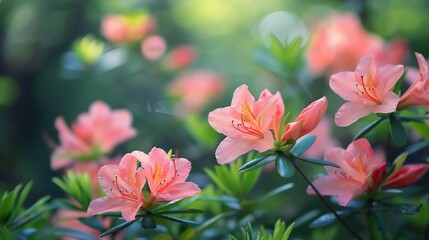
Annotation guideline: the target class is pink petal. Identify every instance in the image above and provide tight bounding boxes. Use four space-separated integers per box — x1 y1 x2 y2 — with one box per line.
282 121 302 141
87 197 141 221
373 92 399 113
154 182 200 202
98 165 119 197
383 164 429 188
355 55 376 80
230 85 255 110
329 71 362 102
295 97 328 137
377 64 403 96
334 101 374 127
208 107 242 139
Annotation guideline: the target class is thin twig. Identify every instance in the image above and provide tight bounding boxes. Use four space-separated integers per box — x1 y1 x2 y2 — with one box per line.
288 155 364 240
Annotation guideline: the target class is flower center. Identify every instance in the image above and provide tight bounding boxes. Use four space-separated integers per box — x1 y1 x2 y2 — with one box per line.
153 159 179 193
231 101 264 138
111 175 139 202
355 75 382 104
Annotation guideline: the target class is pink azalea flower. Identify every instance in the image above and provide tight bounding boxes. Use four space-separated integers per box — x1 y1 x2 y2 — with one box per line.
51 101 136 170
307 138 429 206
208 84 279 164
87 153 145 221
397 52 429 109
306 13 407 75
101 13 155 44
307 138 385 206
132 148 200 205
330 55 403 127
281 97 328 142
166 45 196 70
168 70 225 116
302 117 339 159
141 35 167 61
258 89 284 141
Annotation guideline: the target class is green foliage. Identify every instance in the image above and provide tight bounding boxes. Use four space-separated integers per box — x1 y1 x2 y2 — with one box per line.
389 115 407 146
229 220 294 240
205 156 262 200
269 34 305 71
0 182 51 238
52 171 93 211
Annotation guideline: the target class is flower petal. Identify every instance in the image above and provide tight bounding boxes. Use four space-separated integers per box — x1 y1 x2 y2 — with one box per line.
377 64 403 96
334 102 374 127
383 164 429 188
87 197 141 221
154 182 200 202
329 72 361 102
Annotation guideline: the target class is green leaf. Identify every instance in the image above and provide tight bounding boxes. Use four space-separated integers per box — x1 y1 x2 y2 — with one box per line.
10 182 33 221
275 156 295 178
392 152 408 171
290 135 316 156
294 156 340 168
283 222 295 240
309 210 355 228
259 183 294 201
194 212 228 237
393 70 406 94
155 209 203 215
78 217 105 232
385 203 422 215
238 155 276 172
141 214 157 229
406 141 429 155
204 168 234 196
389 115 407 146
156 214 198 225
9 196 51 230
369 210 385 240
100 217 141 237
353 117 384 141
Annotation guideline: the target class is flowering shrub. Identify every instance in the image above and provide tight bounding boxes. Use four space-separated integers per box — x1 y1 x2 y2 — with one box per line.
1 3 429 240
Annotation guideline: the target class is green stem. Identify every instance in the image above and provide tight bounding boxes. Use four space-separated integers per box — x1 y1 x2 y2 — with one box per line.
288 155 363 240
367 201 385 240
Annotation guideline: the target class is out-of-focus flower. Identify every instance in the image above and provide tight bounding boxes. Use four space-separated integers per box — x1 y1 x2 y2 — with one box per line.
101 12 155 44
87 153 145 221
302 117 339 159
208 84 279 164
281 97 327 142
306 13 407 75
330 55 403 127
307 138 429 206
307 138 386 206
166 45 196 70
72 35 104 66
141 35 167 61
51 101 136 170
168 70 225 116
54 210 120 240
398 52 429 109
132 148 200 206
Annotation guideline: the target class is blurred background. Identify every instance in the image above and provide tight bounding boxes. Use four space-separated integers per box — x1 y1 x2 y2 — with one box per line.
1 0 429 238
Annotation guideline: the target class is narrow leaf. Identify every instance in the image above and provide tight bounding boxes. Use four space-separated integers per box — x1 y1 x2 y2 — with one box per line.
155 209 203 215
290 135 316 156
389 116 407 146
295 156 340 168
49 227 98 240
353 117 384 141
239 155 276 172
309 210 354 228
260 183 294 201
156 214 198 225
100 217 141 237
78 217 105 232
392 152 408 171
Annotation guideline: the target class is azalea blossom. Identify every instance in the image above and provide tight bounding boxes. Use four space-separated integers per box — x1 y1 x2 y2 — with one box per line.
306 13 407 75
307 138 429 206
51 101 136 170
281 96 327 142
101 13 155 44
397 52 429 109
330 55 403 127
168 70 225 116
208 84 279 164
166 45 196 70
132 148 201 206
87 153 145 221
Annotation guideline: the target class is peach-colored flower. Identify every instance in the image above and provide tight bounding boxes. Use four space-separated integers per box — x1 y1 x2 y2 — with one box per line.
101 13 155 44
330 55 403 126
307 138 385 206
51 101 136 170
168 71 225 116
208 85 279 164
87 153 145 221
259 89 284 141
281 97 327 142
302 117 339 159
166 45 196 70
132 148 200 206
307 138 429 206
141 35 167 61
306 13 407 75
397 52 429 109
